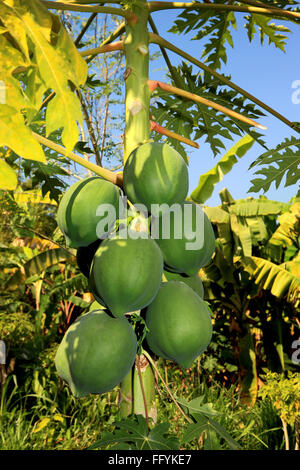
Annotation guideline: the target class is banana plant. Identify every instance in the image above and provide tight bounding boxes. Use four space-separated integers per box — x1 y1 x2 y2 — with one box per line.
200 189 300 405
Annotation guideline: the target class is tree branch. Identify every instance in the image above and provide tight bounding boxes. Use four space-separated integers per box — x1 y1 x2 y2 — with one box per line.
41 1 138 23
77 90 102 166
150 119 199 148
80 40 124 58
148 79 267 130
149 32 300 134
75 12 97 46
148 15 182 88
85 22 126 64
32 132 123 187
63 1 122 3
148 1 300 21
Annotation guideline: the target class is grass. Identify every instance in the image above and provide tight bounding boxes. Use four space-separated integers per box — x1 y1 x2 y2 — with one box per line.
0 359 285 451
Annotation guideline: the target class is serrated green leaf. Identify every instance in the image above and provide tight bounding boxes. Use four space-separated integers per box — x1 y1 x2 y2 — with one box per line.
249 137 300 193
190 134 254 203
87 415 179 451
0 157 17 190
151 63 265 159
181 420 208 444
245 14 290 51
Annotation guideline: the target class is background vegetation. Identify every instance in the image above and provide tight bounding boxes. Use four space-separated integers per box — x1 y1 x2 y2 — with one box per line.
0 0 299 451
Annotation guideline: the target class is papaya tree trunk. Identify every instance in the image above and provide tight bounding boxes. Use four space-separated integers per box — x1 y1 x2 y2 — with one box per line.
123 0 150 161
133 354 157 424
119 0 157 420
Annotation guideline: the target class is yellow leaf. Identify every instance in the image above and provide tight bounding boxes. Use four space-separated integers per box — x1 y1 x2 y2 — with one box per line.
0 158 17 190
53 414 64 423
0 105 45 162
33 417 51 433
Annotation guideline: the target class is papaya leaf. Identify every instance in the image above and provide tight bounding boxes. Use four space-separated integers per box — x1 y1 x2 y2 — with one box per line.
0 0 29 59
244 14 290 51
0 105 45 162
248 136 300 193
175 396 241 450
87 415 180 450
4 0 87 152
0 158 17 190
20 158 68 203
151 63 265 158
169 2 294 70
13 188 57 206
5 248 75 290
168 7 236 70
190 134 255 203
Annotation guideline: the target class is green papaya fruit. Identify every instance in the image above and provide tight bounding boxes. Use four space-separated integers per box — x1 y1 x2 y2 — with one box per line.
57 176 123 248
90 232 164 317
163 269 204 299
123 142 189 214
145 281 213 369
76 239 102 278
154 201 215 276
55 310 137 398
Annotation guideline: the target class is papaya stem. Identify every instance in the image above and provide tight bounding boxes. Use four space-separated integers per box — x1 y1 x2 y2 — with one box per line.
41 1 138 22
80 40 124 57
150 120 199 149
123 0 150 161
148 80 267 130
63 1 122 4
149 32 300 134
147 2 300 21
32 132 123 187
136 356 150 431
142 349 193 424
74 12 97 46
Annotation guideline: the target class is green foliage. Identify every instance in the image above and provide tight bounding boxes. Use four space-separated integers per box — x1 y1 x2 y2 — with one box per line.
249 136 300 193
190 134 255 203
0 0 88 188
151 63 266 160
169 1 295 69
87 414 180 450
177 395 241 450
258 371 300 449
259 371 300 427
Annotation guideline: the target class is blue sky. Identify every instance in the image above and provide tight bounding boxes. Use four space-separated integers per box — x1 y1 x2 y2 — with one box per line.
148 9 300 206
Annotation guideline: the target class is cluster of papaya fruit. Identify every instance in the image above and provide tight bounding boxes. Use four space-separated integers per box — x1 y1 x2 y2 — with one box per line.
55 142 216 398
